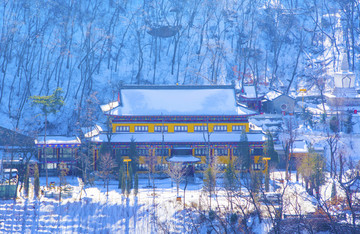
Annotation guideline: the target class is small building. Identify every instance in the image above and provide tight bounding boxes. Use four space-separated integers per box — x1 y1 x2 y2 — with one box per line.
35 136 81 176
262 90 296 114
275 140 324 169
0 126 35 171
237 85 264 112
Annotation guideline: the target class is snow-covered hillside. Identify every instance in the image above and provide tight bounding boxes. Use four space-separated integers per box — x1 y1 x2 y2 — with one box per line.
0 0 358 133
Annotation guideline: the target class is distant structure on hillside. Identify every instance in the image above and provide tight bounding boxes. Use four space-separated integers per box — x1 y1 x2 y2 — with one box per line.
325 53 360 107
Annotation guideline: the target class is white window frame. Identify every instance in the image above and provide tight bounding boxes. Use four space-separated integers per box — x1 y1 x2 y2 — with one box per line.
232 125 245 132
154 125 168 132
134 126 148 132
194 125 208 132
116 126 130 132
213 125 227 132
174 125 188 132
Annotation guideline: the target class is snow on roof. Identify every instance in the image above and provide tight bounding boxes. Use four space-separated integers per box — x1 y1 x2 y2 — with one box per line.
264 90 283 101
167 155 201 163
292 140 308 153
239 86 258 98
35 136 81 145
100 101 119 112
91 132 266 143
106 86 256 116
81 125 103 138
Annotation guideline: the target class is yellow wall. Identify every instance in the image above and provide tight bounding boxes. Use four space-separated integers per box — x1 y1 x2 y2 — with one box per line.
112 122 249 133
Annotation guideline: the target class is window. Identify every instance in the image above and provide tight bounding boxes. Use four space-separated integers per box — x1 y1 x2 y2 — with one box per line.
116 126 130 132
251 148 263 155
134 126 148 132
194 125 208 132
60 148 73 158
46 163 57 170
117 149 129 156
252 163 264 171
213 125 227 132
215 148 227 156
155 164 168 171
232 125 244 132
195 148 207 156
137 164 148 171
138 149 149 156
44 148 56 158
155 149 168 156
154 126 168 132
174 126 188 132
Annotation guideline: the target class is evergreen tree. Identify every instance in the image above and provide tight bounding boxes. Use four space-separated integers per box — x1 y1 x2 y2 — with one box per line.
34 164 40 199
224 161 237 210
264 131 279 164
129 137 139 175
121 171 126 194
203 165 217 209
250 170 263 194
224 161 236 192
329 116 339 133
344 111 354 134
237 129 250 172
134 173 139 197
24 165 30 197
118 167 123 189
30 88 64 187
126 174 131 197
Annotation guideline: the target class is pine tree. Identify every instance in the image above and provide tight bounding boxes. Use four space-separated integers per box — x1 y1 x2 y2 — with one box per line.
24 165 30 197
237 129 250 172
118 167 123 189
224 161 236 192
129 137 139 175
134 173 139 197
224 161 237 210
265 170 270 192
34 164 40 199
126 174 131 197
264 131 279 164
121 171 126 194
203 165 216 209
344 111 354 134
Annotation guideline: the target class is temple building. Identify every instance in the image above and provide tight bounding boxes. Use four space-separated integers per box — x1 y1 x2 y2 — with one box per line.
91 85 267 174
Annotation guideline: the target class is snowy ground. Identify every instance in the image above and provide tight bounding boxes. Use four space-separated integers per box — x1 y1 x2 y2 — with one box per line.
0 171 356 233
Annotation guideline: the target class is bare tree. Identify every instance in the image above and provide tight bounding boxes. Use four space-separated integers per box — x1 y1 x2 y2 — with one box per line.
167 163 184 198
98 153 117 196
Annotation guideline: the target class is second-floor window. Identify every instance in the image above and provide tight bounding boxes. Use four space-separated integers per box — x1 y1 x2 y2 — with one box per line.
116 126 130 132
195 148 207 156
215 148 228 156
232 125 245 132
154 126 168 132
134 126 148 132
194 125 208 132
174 126 188 132
213 125 227 132
138 149 149 156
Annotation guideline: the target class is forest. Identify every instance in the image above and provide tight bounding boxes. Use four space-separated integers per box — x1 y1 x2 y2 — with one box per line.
0 0 358 133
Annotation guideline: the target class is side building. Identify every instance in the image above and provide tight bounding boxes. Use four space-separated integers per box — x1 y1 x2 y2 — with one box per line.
91 85 267 174
35 136 81 176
